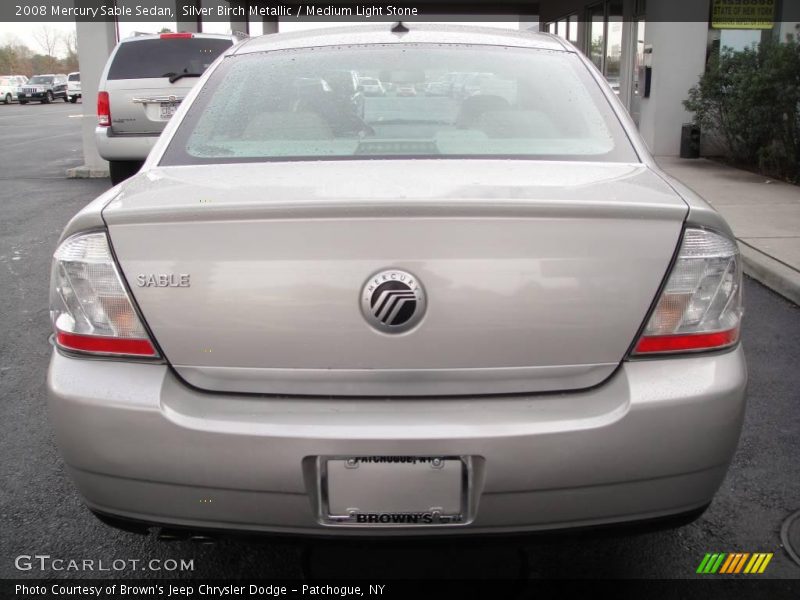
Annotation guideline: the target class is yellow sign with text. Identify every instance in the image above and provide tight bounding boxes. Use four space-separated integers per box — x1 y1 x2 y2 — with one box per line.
711 0 775 29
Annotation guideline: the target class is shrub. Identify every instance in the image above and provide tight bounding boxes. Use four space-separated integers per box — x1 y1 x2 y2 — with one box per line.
684 39 800 183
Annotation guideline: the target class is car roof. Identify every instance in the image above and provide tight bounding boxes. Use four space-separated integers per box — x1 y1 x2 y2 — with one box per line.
232 24 571 56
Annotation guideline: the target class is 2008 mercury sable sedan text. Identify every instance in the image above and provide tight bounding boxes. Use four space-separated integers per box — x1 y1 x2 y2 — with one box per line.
47 25 746 536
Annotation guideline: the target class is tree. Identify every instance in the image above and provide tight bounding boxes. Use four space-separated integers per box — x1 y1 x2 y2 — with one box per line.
32 25 59 71
0 40 33 75
62 30 79 73
684 40 800 183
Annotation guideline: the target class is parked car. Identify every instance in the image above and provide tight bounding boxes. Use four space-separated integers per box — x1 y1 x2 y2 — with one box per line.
95 32 237 184
1 76 18 104
395 83 417 97
49 25 746 538
67 71 81 103
3 75 28 101
423 80 449 96
358 77 385 96
18 74 68 104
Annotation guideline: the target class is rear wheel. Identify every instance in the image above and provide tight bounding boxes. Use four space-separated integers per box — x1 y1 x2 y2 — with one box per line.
109 160 143 185
3 94 10 104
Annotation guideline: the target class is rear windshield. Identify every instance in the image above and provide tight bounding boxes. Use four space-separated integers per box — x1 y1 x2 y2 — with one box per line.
68 73 80 82
161 45 637 165
108 38 232 80
29 76 53 84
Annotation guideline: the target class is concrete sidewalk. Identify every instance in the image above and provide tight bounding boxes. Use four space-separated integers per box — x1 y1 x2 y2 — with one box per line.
657 157 800 306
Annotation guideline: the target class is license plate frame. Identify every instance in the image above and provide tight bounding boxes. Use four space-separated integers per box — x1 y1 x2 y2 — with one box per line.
317 456 473 527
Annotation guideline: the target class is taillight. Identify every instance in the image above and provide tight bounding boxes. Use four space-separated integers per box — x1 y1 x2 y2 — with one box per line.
97 91 110 127
633 227 742 355
50 232 158 358
160 32 193 39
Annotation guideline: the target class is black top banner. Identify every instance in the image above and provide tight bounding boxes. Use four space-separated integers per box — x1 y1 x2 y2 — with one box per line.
3 0 800 22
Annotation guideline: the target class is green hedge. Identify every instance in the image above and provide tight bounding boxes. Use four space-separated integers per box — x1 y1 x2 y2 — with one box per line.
684 40 800 183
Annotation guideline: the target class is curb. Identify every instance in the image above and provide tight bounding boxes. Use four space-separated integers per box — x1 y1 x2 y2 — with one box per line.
66 166 110 179
739 242 800 307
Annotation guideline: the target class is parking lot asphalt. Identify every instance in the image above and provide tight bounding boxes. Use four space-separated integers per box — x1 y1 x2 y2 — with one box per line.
0 101 799 580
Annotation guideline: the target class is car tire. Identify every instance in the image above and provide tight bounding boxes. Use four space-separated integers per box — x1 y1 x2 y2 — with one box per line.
44 91 53 104
109 160 143 185
69 96 78 103
63 94 69 103
3 94 10 104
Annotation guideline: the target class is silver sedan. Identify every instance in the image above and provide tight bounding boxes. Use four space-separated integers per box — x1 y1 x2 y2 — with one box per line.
48 25 746 536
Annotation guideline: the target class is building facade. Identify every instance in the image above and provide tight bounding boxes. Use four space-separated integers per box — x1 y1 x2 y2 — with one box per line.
533 0 799 156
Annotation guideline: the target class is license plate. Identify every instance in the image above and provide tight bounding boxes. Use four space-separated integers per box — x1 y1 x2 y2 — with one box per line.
160 103 177 119
319 456 469 526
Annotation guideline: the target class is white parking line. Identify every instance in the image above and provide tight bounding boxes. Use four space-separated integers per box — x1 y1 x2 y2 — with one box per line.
0 104 82 119
0 110 81 121
5 131 79 149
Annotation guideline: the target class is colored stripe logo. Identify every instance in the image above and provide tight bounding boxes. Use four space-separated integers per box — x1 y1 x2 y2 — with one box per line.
696 552 773 574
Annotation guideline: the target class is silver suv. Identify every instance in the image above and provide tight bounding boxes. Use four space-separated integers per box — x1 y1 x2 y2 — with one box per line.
95 32 236 184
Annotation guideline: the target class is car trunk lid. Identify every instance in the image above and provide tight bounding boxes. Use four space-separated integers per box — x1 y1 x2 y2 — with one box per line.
103 160 687 396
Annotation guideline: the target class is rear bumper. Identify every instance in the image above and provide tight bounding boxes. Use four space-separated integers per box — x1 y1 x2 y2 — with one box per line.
47 346 747 536
95 126 158 161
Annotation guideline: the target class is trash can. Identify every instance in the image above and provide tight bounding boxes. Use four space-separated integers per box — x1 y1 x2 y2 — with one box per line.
680 123 701 158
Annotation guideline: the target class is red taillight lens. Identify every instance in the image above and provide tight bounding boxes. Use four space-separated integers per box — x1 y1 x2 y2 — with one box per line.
97 91 110 127
50 232 159 359
634 327 740 354
633 228 743 356
160 32 194 39
56 331 157 357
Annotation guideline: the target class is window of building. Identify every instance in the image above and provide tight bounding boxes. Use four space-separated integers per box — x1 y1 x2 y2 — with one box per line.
588 4 605 71
568 15 579 43
706 0 797 59
546 14 579 42
584 1 624 94
605 1 624 91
